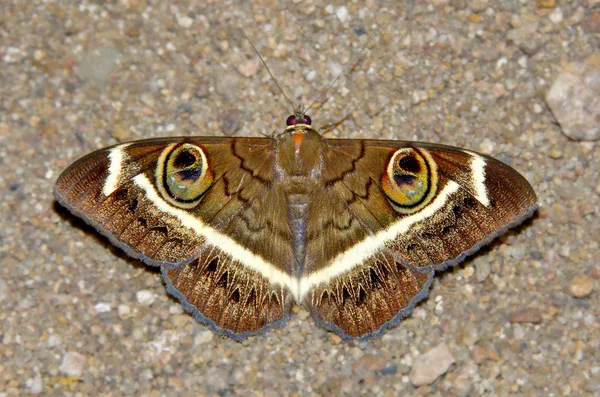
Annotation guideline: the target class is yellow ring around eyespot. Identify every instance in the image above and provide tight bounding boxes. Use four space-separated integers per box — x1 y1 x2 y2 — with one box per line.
381 148 438 214
156 143 213 209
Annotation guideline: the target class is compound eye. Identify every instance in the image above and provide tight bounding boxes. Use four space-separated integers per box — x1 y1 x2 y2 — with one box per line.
302 115 312 125
286 115 297 126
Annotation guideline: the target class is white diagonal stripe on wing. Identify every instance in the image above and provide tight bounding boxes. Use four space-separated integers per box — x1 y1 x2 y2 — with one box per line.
469 154 490 207
133 174 300 299
298 181 460 300
103 144 131 196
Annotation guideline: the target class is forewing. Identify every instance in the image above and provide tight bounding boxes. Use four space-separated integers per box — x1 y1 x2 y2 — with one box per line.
303 139 538 338
54 137 295 339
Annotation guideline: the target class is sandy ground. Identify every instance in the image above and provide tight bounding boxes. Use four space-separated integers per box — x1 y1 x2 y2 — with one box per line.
1 1 599 396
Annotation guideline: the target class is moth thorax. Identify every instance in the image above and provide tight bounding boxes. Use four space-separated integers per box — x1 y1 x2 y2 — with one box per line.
277 129 323 177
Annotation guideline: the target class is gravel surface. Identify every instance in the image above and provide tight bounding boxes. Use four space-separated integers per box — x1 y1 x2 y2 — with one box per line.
1 1 599 396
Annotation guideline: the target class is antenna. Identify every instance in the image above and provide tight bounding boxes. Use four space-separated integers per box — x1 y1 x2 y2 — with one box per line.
239 28 296 113
304 33 377 114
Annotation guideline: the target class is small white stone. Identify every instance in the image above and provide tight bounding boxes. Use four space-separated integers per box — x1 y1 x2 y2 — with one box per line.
118 304 131 318
26 374 43 394
410 343 455 386
495 57 508 70
94 302 111 313
462 265 475 278
546 54 600 141
140 93 155 108
136 289 157 306
549 8 563 24
3 46 25 63
194 330 214 345
327 61 343 77
478 138 495 154
59 352 86 377
33 49 45 61
177 15 193 28
412 90 428 105
237 58 260 77
452 361 478 397
336 6 349 22
47 334 62 347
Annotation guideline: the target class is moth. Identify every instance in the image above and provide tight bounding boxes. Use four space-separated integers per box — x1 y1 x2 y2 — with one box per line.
54 107 538 340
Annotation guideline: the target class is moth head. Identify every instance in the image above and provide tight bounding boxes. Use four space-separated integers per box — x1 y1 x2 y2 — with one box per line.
286 106 312 128
156 143 213 208
381 148 438 214
286 114 312 127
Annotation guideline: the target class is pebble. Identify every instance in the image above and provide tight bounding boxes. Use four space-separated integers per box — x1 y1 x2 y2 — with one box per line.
412 90 428 105
111 123 133 142
336 6 349 23
329 333 342 345
237 59 260 77
471 0 489 13
176 15 194 28
118 304 132 319
549 8 563 23
26 374 43 394
136 290 157 306
462 265 474 278
586 376 600 393
3 46 25 63
548 148 563 159
472 345 488 364
546 53 600 141
353 354 387 375
47 334 62 347
582 12 600 34
194 330 214 345
507 22 541 56
76 47 121 84
537 0 556 7
451 361 478 397
475 259 492 283
455 324 479 347
508 308 543 324
220 109 245 136
409 343 455 387
578 203 595 218
0 279 7 302
567 275 593 298
94 302 111 313
59 351 86 377
171 314 190 327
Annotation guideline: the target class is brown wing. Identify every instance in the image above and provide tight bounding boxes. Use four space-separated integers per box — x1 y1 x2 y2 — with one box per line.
54 137 295 339
302 139 538 339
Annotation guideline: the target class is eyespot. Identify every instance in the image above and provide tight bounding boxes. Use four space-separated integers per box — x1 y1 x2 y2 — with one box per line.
381 148 437 214
156 143 213 208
